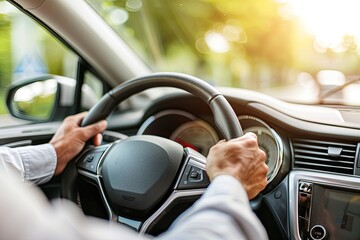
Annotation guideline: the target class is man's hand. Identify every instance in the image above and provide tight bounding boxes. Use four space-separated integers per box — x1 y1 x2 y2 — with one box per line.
206 132 268 199
50 112 107 175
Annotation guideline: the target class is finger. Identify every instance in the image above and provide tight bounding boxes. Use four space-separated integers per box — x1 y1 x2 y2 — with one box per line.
92 133 103 146
243 132 257 140
258 148 267 161
259 176 268 190
82 120 108 140
260 163 269 177
228 132 257 143
74 112 89 125
65 112 88 125
248 175 268 194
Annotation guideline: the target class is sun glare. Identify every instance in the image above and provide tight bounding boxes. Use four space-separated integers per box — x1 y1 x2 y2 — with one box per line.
205 31 230 53
285 0 360 53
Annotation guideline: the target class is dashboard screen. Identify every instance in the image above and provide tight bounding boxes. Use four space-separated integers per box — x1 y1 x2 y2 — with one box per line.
318 188 360 240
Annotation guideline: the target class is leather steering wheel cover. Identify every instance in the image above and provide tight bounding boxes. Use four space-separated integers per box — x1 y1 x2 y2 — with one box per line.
82 72 243 140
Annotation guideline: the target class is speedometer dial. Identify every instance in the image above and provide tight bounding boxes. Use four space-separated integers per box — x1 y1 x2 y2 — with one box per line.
244 126 279 181
170 120 219 155
239 116 283 183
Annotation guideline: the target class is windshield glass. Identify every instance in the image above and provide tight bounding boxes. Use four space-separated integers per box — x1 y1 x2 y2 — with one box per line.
86 0 360 106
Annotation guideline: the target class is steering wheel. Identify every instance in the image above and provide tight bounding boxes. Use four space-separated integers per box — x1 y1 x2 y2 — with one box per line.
69 72 243 233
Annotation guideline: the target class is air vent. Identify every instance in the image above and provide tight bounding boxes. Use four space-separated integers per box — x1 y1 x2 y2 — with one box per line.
292 138 358 175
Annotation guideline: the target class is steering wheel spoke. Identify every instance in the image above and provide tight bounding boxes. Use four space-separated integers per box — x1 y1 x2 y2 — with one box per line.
77 142 211 233
175 148 210 190
139 147 209 233
77 145 111 174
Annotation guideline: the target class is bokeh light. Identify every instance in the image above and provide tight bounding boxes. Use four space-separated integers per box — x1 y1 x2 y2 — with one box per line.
205 31 230 53
283 0 360 53
108 8 128 25
126 0 142 12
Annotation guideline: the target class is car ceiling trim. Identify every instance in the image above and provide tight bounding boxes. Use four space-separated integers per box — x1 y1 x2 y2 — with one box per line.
11 0 151 86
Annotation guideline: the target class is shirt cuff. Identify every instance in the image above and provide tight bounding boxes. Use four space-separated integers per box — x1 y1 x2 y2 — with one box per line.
203 175 250 207
17 144 57 184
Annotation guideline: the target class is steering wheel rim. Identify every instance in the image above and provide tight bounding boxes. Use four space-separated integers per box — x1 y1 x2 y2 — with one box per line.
81 72 243 139
64 72 243 232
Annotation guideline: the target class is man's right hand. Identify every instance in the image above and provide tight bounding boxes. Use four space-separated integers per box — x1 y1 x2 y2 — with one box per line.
206 132 268 199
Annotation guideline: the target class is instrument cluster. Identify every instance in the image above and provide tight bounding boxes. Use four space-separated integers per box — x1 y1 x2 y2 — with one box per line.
138 111 283 183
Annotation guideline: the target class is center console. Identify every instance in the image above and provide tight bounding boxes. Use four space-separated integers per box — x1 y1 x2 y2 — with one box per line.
289 171 360 240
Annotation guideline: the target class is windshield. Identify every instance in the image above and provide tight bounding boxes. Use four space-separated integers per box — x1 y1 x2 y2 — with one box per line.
86 0 360 106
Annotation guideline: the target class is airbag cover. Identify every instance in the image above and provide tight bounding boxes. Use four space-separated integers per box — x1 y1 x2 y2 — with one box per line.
101 135 183 219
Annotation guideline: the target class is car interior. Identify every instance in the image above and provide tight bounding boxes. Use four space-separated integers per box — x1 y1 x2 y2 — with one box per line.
0 0 360 240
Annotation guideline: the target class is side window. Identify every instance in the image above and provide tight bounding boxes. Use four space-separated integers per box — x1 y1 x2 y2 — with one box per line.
0 1 78 128
83 71 104 110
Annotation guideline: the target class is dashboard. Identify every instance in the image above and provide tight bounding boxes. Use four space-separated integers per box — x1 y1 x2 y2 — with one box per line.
124 89 360 240
6 87 355 240
5 87 359 240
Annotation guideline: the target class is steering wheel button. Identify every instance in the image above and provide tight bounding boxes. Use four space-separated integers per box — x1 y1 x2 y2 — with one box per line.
85 154 95 162
188 167 203 182
77 151 105 173
178 164 210 189
190 172 199 179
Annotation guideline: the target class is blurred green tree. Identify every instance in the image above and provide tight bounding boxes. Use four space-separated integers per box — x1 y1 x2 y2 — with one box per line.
0 13 11 88
100 0 296 88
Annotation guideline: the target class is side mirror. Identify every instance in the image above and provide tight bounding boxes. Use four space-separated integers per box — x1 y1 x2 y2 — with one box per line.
6 74 100 123
6 76 60 122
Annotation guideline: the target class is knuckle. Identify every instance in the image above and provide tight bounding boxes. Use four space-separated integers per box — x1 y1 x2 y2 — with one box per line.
262 163 269 173
244 137 257 147
217 142 235 155
244 132 257 140
259 179 267 189
260 164 269 176
209 143 221 153
93 123 101 132
259 149 267 159
227 141 239 150
64 115 73 122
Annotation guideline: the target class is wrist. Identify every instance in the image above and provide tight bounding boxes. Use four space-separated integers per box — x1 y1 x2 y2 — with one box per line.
50 142 67 175
209 168 243 183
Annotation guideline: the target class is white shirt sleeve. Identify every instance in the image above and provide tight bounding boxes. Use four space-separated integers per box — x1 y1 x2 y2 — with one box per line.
158 175 269 240
0 144 57 184
0 168 268 240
